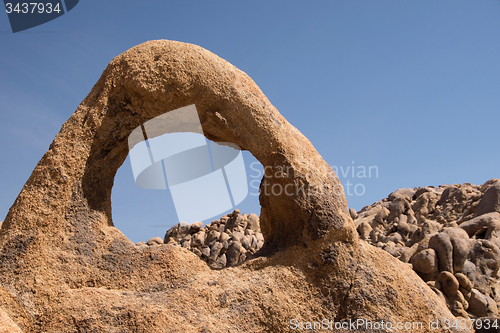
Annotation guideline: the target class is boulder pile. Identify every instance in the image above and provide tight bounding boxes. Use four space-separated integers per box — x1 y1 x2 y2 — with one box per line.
145 210 264 269
353 179 500 319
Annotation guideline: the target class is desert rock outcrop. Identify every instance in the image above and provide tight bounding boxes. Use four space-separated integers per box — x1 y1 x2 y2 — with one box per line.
0 40 464 332
354 180 500 321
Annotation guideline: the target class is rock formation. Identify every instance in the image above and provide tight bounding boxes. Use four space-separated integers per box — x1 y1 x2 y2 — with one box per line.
157 210 264 269
353 180 500 322
0 40 465 332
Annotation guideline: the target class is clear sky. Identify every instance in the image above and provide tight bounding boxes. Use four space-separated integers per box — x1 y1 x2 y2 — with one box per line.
1 1 499 243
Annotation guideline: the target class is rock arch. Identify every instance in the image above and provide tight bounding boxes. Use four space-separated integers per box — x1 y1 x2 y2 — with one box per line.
0 40 465 332
3 40 351 251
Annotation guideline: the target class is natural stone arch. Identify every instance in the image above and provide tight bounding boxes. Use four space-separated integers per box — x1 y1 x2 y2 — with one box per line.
0 40 465 332
4 40 352 252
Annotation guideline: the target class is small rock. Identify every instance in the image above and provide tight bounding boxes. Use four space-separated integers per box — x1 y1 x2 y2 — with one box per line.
191 247 202 257
135 241 146 248
475 180 500 216
349 208 358 220
189 221 204 233
386 232 403 244
429 233 454 272
389 188 415 201
246 213 260 230
469 240 500 278
357 221 372 240
468 289 489 317
163 222 190 243
210 253 227 269
209 242 222 263
241 235 252 250
191 231 206 248
147 237 164 246
450 300 469 318
231 231 244 242
201 246 210 258
219 232 230 243
455 273 473 292
374 207 390 223
206 230 221 245
459 287 472 302
411 249 439 274
399 244 418 263
486 295 499 315
437 271 459 299
226 241 241 267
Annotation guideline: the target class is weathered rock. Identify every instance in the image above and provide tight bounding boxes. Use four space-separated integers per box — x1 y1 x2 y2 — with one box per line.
231 231 244 243
226 241 241 267
452 238 471 273
443 227 471 273
388 198 409 221
0 40 463 332
416 233 437 252
191 231 206 248
374 206 390 223
209 242 222 263
469 289 490 317
219 232 230 243
190 221 204 233
357 221 372 240
437 271 459 299
147 237 164 246
209 253 227 270
164 222 190 243
241 235 252 250
246 213 260 230
191 247 202 257
469 240 500 277
181 239 191 248
399 244 418 263
389 188 415 201
455 273 473 292
206 230 221 245
386 232 403 244
429 233 454 273
460 287 472 302
396 214 410 234
486 295 499 316
452 302 469 318
411 248 439 274
476 180 500 216
459 212 500 245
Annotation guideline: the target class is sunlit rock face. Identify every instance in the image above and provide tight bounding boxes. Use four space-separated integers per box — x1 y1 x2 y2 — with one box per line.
0 40 463 332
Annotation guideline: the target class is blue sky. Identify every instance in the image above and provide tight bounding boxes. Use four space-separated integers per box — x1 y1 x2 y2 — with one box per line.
1 1 499 243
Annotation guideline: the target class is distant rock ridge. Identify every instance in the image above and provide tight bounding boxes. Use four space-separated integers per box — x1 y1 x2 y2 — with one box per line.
352 179 500 320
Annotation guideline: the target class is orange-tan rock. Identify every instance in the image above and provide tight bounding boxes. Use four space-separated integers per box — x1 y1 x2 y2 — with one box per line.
0 40 464 332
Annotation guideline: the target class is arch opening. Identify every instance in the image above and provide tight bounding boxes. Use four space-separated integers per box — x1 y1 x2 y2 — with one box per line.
111 144 263 244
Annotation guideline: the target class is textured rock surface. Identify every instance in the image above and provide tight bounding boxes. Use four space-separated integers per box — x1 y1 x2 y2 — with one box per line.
161 210 264 269
0 40 461 332
353 180 500 321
